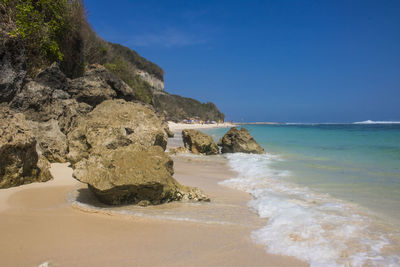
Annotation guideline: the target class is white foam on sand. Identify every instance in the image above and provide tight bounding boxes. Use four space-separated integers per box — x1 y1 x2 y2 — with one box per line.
220 153 400 267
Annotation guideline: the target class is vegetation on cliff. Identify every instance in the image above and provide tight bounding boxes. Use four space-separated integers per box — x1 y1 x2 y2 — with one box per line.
153 92 225 122
1 0 224 120
1 0 163 82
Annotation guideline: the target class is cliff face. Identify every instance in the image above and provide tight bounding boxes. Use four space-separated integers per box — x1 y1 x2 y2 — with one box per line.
136 69 164 91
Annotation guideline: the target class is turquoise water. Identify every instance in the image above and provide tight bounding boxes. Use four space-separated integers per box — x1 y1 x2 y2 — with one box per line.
204 124 400 266
207 124 400 225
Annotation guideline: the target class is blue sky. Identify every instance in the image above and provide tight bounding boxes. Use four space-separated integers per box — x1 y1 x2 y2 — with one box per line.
85 0 400 122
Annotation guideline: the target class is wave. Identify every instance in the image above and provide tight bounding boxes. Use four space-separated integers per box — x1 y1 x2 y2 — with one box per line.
220 153 400 267
353 120 400 124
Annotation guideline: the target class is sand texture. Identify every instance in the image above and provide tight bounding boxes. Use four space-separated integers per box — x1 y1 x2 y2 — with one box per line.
0 157 306 267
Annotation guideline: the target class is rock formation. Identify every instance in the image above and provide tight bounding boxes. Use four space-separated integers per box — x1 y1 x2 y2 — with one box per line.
182 129 219 155
69 99 209 205
74 145 207 205
0 107 52 188
67 99 168 164
218 127 264 154
0 1 222 206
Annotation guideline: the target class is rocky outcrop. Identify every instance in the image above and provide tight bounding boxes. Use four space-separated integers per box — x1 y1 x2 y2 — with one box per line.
67 64 117 106
67 99 168 165
153 92 225 122
182 129 219 155
10 64 93 125
218 127 264 154
0 107 52 188
74 145 208 205
69 100 209 205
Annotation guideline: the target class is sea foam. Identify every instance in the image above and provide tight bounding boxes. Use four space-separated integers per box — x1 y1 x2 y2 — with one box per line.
354 120 400 124
221 153 400 267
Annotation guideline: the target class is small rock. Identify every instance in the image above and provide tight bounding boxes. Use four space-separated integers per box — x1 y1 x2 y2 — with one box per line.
182 129 219 155
218 127 264 154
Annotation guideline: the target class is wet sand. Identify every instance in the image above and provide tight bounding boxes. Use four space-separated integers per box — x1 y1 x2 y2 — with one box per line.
0 155 307 266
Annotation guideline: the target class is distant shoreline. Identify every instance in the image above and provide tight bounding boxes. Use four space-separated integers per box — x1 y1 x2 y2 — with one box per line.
235 122 281 125
168 121 237 131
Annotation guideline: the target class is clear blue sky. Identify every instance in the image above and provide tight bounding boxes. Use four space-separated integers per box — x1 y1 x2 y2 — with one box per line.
85 0 400 122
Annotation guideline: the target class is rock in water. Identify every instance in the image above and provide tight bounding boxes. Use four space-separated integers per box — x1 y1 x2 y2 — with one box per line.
0 107 52 188
73 145 208 205
182 129 219 155
218 127 264 154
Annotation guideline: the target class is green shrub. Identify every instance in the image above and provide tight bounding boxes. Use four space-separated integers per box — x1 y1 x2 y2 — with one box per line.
5 0 85 76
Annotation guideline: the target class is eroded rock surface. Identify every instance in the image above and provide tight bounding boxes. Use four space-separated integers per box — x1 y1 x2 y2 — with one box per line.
74 145 208 205
67 99 168 165
69 100 209 205
218 127 264 154
182 129 219 155
28 119 68 163
0 107 52 188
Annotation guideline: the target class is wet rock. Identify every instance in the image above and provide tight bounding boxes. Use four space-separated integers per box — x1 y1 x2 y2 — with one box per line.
182 129 219 155
0 107 52 188
218 127 264 154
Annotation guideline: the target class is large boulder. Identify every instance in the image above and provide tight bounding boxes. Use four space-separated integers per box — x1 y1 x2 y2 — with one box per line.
218 127 264 154
182 129 219 155
73 145 208 205
0 107 52 188
67 99 168 165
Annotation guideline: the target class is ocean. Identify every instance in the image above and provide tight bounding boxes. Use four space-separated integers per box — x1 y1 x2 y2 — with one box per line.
204 123 400 266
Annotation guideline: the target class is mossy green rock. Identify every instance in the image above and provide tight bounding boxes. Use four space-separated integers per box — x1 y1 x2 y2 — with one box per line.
218 127 264 154
182 129 219 155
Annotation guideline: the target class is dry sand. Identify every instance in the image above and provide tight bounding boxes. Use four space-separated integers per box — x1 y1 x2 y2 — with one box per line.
0 153 307 267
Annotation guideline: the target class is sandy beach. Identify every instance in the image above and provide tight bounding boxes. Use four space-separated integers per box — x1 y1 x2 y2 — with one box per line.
0 133 306 266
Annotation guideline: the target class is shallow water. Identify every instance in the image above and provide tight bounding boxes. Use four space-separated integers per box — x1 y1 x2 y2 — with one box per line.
205 124 400 266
